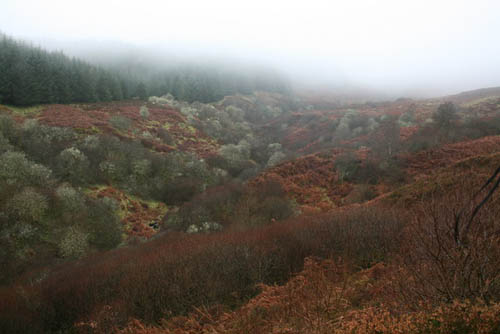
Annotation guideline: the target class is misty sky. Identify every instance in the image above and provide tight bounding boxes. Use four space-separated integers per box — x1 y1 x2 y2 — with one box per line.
2 0 500 97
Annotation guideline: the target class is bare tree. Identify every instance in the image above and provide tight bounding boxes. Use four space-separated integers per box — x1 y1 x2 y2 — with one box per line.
399 169 500 306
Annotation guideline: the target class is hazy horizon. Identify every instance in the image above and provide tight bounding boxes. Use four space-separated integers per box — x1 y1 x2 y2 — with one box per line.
2 0 500 98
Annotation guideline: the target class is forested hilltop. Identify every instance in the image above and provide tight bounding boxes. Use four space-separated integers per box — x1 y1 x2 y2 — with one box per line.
0 33 289 106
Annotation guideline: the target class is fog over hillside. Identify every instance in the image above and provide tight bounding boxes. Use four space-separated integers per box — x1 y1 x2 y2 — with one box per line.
4 2 500 333
2 0 500 96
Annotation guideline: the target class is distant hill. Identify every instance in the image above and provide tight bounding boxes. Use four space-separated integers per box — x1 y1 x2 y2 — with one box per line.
438 86 500 104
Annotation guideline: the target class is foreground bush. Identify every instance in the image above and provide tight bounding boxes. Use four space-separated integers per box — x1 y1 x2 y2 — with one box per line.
0 207 403 333
115 258 500 334
398 176 500 306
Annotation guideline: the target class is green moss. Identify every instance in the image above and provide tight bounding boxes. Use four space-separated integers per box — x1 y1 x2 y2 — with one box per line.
5 105 44 116
127 193 168 213
145 120 160 129
83 185 109 195
178 122 197 134
306 186 334 207
84 186 168 227
74 126 101 135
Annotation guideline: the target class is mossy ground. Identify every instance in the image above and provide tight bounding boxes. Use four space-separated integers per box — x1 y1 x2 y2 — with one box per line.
85 185 168 239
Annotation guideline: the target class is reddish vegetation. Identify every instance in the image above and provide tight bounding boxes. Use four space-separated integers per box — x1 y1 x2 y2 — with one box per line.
113 168 500 334
148 107 218 158
253 131 500 211
0 205 404 333
2 156 500 333
442 87 500 105
256 92 500 211
116 258 500 334
404 135 500 177
273 98 443 154
39 104 111 130
114 262 497 334
251 150 350 211
377 152 500 211
399 125 419 140
2 92 500 333
471 97 500 116
115 258 387 334
35 101 219 158
274 110 342 153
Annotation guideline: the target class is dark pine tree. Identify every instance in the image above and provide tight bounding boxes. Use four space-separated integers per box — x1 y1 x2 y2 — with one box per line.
135 82 147 100
0 32 290 106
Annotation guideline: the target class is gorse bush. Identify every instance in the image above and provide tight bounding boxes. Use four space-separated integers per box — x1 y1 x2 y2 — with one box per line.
59 226 90 259
6 187 48 223
109 115 132 132
0 132 12 153
56 185 86 213
0 151 53 188
56 147 90 184
20 119 77 164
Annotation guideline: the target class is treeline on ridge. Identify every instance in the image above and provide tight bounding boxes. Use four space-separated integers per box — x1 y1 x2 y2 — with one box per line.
0 32 290 106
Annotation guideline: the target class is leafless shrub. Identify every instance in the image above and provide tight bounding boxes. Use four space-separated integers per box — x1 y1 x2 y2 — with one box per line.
398 173 500 306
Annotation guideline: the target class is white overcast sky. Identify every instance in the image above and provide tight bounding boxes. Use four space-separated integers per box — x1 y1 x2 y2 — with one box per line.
1 0 500 96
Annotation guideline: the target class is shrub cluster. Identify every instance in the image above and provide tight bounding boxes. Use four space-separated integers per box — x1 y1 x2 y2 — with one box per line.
169 180 295 232
0 113 222 284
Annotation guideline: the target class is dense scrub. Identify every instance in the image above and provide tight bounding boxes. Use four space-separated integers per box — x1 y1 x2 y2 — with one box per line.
0 111 224 284
116 261 500 334
103 170 500 333
0 206 404 333
4 164 499 334
0 91 307 285
1 76 500 334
